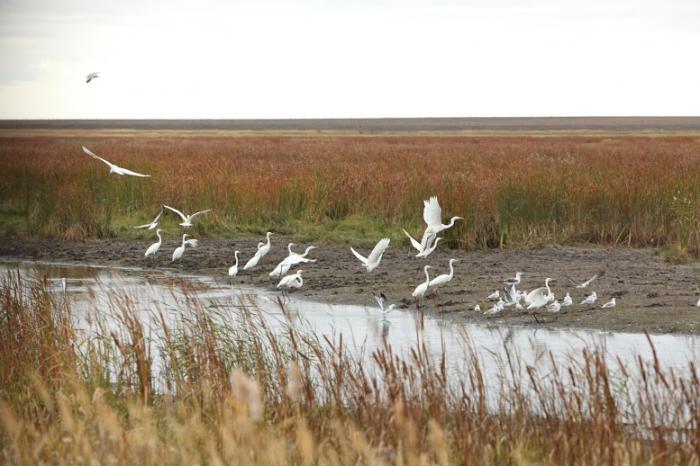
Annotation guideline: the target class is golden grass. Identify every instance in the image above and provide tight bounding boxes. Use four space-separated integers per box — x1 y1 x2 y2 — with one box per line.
2 133 700 252
0 273 698 465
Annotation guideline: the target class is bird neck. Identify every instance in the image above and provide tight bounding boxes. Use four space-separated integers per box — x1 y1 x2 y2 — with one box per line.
424 268 431 283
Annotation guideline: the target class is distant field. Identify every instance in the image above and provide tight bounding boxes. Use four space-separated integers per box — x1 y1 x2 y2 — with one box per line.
2 116 700 133
2 131 700 256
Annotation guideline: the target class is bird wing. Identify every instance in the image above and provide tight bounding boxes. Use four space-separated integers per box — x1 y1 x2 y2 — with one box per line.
82 146 114 168
113 166 150 177
367 238 390 263
152 209 163 223
373 293 385 311
525 286 546 305
134 222 153 229
189 209 212 219
350 247 368 265
402 229 423 252
422 196 442 227
163 205 188 222
86 76 92 83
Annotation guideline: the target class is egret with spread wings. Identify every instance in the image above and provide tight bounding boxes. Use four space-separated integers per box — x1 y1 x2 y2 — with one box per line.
82 146 150 177
350 238 390 272
163 205 211 228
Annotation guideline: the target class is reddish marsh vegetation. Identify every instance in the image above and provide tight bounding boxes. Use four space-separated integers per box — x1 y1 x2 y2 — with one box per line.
1 134 700 253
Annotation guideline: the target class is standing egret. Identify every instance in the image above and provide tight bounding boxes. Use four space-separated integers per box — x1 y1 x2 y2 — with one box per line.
163 205 211 228
228 250 240 280
244 232 273 270
277 270 304 290
82 146 150 177
135 209 163 230
351 238 390 272
429 259 458 289
270 244 316 278
562 293 573 306
419 196 463 250
172 234 193 262
412 265 432 306
601 297 616 308
144 229 163 259
580 291 598 305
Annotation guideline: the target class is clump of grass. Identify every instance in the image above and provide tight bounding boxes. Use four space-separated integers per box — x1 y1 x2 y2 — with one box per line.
0 272 698 464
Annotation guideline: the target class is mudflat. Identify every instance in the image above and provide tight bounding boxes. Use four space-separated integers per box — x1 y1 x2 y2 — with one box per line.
2 237 699 334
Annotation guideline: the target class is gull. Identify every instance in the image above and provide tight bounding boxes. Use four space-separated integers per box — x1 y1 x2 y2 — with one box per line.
351 238 390 272
504 272 523 287
546 300 561 313
487 290 501 301
474 304 481 312
601 297 616 309
85 72 99 83
82 146 150 177
228 250 240 280
580 291 598 305
277 270 304 290
373 292 396 318
419 196 463 250
525 278 554 311
429 259 458 290
172 234 194 261
562 293 573 307
144 229 163 259
484 300 504 315
570 270 606 289
412 265 432 306
163 205 211 228
244 232 273 270
402 230 441 258
269 243 316 278
135 209 163 230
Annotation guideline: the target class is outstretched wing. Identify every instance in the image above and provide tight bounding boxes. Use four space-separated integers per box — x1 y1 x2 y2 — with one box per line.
402 229 423 252
82 146 113 168
423 196 442 228
152 209 163 223
114 166 150 177
134 222 152 229
350 247 368 265
189 209 212 219
163 205 188 222
367 238 390 263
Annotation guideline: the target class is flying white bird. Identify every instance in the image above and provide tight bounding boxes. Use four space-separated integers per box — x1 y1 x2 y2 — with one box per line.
373 292 396 318
412 265 432 304
228 250 240 279
163 205 211 228
580 291 598 305
172 234 194 261
277 270 304 290
487 290 501 301
562 293 573 307
402 230 441 258
572 270 605 289
416 237 442 259
144 229 163 259
243 232 273 270
269 244 316 278
85 72 99 83
135 209 163 230
82 146 150 177
504 272 523 287
525 278 555 310
419 196 463 250
351 238 390 272
601 297 616 309
429 258 458 289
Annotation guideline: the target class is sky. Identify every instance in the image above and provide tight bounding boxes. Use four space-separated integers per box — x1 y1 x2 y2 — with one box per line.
0 0 699 119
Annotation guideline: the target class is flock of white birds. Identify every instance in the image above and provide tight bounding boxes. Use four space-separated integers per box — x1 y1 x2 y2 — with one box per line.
81 142 620 320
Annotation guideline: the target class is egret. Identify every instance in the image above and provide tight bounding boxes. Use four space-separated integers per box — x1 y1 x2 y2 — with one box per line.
172 234 193 262
416 237 442 258
601 297 616 308
82 146 150 177
402 230 440 257
351 238 390 272
228 250 240 280
163 205 211 228
135 209 163 230
85 72 99 83
562 293 573 306
144 229 163 259
277 270 304 290
269 244 316 278
429 258 458 289
243 232 273 270
525 278 554 310
373 292 396 318
580 291 598 305
412 265 432 305
504 272 523 287
419 196 463 250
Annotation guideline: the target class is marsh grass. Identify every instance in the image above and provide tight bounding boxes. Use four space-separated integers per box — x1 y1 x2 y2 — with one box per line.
2 135 700 253
0 272 698 465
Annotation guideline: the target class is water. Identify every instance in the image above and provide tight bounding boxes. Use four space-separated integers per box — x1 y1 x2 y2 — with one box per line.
3 259 699 382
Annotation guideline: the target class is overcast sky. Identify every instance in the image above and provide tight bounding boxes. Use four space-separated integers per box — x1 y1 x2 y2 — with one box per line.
0 0 698 119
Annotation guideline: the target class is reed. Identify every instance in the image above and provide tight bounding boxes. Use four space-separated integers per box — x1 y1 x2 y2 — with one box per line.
0 272 698 465
2 134 700 253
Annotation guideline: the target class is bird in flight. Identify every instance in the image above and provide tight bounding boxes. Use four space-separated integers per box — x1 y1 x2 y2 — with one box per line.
163 205 212 228
85 72 99 83
134 209 163 230
82 146 150 177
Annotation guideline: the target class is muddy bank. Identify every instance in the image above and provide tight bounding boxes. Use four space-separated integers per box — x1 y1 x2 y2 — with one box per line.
1 236 699 334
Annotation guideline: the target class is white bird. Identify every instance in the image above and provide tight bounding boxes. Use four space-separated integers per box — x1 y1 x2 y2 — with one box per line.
85 72 99 83
228 250 240 279
243 232 273 270
504 272 523 287
487 290 501 301
163 205 211 228
402 230 441 258
562 293 573 307
474 304 481 312
373 292 396 317
484 300 504 315
573 270 605 289
351 238 390 272
696 296 700 307
412 265 432 303
135 209 163 230
419 196 463 250
277 270 304 290
269 244 316 278
525 278 554 310
172 234 193 262
416 237 442 259
429 258 458 289
546 300 561 313
601 297 616 309
144 229 163 259
580 291 598 305
82 146 150 177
